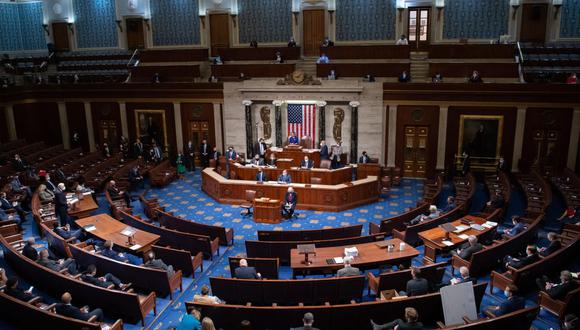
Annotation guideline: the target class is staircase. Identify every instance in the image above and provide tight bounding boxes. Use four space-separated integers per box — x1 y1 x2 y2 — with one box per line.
295 57 318 77
410 51 429 82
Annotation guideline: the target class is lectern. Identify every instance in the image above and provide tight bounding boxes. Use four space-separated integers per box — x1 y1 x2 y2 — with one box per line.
297 244 316 265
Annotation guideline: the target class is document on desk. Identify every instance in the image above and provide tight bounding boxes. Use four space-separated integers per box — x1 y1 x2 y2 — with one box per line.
442 240 454 247
130 244 142 251
458 234 470 240
83 224 96 232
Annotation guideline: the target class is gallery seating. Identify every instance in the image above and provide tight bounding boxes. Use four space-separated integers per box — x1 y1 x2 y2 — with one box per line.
367 261 447 295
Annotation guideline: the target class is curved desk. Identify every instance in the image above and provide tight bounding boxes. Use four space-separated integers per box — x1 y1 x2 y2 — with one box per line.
202 168 379 212
232 163 353 185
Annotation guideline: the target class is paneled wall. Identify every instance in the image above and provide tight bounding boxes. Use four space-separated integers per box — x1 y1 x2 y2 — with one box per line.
13 103 61 145
181 103 216 152
74 0 118 48
238 0 292 43
336 0 396 41
91 102 121 148
66 102 89 151
443 0 509 40
125 102 177 153
560 0 580 38
0 2 45 51
150 0 201 46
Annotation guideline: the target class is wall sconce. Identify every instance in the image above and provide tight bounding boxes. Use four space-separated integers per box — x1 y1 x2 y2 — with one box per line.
42 24 50 36
328 9 335 24
67 22 74 35
199 15 206 29
552 0 563 18
396 0 405 22
230 14 237 28
115 20 123 32
143 18 150 31
292 11 299 25
510 0 521 19
435 0 444 20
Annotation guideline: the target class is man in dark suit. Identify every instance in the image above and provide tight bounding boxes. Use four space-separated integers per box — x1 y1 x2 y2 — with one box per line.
277 170 292 183
100 240 141 265
539 232 562 257
80 264 129 290
107 180 131 208
4 277 39 303
53 223 83 243
371 307 423 330
37 249 78 275
225 146 237 178
234 258 261 279
54 183 70 227
22 237 39 261
11 154 27 172
255 138 267 159
53 167 67 185
42 173 57 191
250 154 264 166
487 284 525 317
281 187 297 219
442 196 457 213
211 147 221 165
128 165 144 191
359 151 371 164
505 245 539 269
185 140 196 171
319 140 329 160
199 139 211 169
536 270 578 300
439 266 477 288
295 312 320 330
452 235 483 260
398 70 411 82
300 156 313 169
144 251 175 278
0 192 26 225
256 168 267 182
55 292 104 322
133 139 144 158
400 267 429 297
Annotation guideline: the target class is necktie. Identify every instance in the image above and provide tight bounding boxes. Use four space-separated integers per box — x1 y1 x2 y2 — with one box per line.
288 194 293 202
260 144 264 154
204 144 206 153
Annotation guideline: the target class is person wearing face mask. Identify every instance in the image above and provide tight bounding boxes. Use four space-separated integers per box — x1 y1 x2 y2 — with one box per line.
486 284 525 316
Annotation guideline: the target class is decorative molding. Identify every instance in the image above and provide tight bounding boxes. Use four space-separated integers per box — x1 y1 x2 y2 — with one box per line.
242 100 253 106
272 100 284 107
349 101 360 108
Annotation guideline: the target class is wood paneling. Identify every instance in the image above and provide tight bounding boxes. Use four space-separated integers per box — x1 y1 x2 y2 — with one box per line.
90 102 121 148
0 107 8 143
520 4 548 43
13 103 61 145
125 102 176 155
320 45 410 59
211 64 295 78
210 13 230 56
445 107 517 174
303 9 325 56
217 47 301 61
520 108 573 171
181 103 216 152
395 106 439 178
428 44 515 59
126 17 145 49
429 63 519 78
130 65 201 83
139 49 209 62
66 102 89 151
317 63 410 77
52 22 70 52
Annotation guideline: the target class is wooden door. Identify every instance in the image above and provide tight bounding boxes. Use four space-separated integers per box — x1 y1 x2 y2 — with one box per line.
97 120 118 148
403 126 429 178
520 4 547 43
189 121 209 166
52 22 70 52
210 13 230 56
408 7 431 50
531 130 561 171
303 9 325 56
126 17 145 49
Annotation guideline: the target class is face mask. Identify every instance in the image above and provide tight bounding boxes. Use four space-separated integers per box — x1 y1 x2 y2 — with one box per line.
504 290 510 298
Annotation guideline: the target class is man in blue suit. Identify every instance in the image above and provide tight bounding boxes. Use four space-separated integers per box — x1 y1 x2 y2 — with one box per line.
300 156 313 169
256 168 267 182
288 132 299 144
502 216 526 238
319 140 329 160
234 259 261 279
277 170 292 183
225 146 237 178
487 284 525 316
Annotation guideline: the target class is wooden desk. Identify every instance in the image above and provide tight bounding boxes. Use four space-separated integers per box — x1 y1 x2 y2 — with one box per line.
233 163 352 185
317 63 410 77
68 194 98 219
217 47 301 61
253 198 282 224
266 147 321 168
76 214 160 254
418 215 496 264
290 238 419 277
211 64 295 78
356 163 382 180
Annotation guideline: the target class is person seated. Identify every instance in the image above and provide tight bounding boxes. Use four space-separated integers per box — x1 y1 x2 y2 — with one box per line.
11 154 27 172
359 151 371 164
274 51 284 64
500 215 526 238
316 53 329 64
0 208 20 230
432 72 443 83
288 37 297 47
208 75 218 83
566 72 577 84
144 251 175 277
396 34 409 46
295 312 320 330
321 37 334 47
249 39 258 48
504 245 539 269
213 55 223 65
400 267 429 297
328 69 337 80
99 240 142 265
10 175 31 208
536 270 578 300
487 192 505 210
128 165 144 191
441 196 457 213
107 180 131 208
281 187 297 218
558 205 579 223
398 70 411 83
37 249 78 275
486 284 525 317
81 264 129 290
448 266 477 286
256 168 267 182
234 259 261 279
176 308 201 330
452 235 483 260
4 277 40 303
0 268 7 287
371 307 422 330
250 154 264 166
0 191 27 224
53 223 83 243
468 70 483 83
337 256 360 277
300 156 313 169
55 292 104 322
267 153 277 166
277 170 292 184
408 205 440 225
193 284 222 304
38 184 55 202
539 232 562 257
288 131 299 144
22 237 39 261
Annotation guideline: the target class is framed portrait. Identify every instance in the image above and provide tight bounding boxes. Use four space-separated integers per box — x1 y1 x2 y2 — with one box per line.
135 110 168 151
458 115 504 159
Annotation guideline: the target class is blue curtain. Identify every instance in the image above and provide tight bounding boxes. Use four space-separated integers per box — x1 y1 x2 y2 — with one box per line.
336 0 396 41
74 0 118 48
238 0 292 43
150 0 200 46
560 0 580 38
443 0 509 39
0 2 45 51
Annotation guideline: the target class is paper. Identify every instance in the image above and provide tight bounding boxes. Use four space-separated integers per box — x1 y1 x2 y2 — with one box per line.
442 240 454 247
458 234 469 240
453 225 469 233
333 257 344 263
84 225 96 232
470 224 485 231
344 247 359 257
129 244 142 251
83 191 92 196
484 221 498 227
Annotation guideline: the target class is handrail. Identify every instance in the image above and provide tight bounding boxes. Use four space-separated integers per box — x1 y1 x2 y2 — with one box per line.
127 49 139 68
517 41 524 65
516 42 526 83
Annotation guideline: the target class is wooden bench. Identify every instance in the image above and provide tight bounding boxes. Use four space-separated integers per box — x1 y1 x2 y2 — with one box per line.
157 209 234 246
317 63 410 77
257 224 362 241
538 284 580 320
437 306 539 329
151 245 204 278
369 203 429 236
130 65 201 83
320 45 410 59
149 160 177 187
211 63 295 78
229 257 279 280
428 44 516 59
392 206 464 246
367 261 447 295
216 47 301 61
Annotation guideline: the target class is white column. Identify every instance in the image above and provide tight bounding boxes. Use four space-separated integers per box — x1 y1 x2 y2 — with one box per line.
119 101 129 138
84 102 96 152
567 108 580 169
57 102 70 149
173 102 184 152
381 105 388 165
512 107 527 172
387 105 397 167
436 106 448 170
4 105 17 141
213 102 223 152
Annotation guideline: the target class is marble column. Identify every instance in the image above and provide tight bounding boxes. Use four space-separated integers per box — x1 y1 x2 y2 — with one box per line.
213 103 224 152
349 101 360 163
119 101 129 139
273 100 283 147
57 102 70 149
84 102 96 152
317 101 326 146
173 102 184 153
387 105 397 167
567 108 580 170
243 100 253 160
436 106 449 170
512 107 527 172
4 105 17 141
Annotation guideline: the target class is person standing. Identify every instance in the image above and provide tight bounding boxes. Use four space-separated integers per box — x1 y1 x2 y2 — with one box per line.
199 139 211 169
54 183 69 227
185 140 196 172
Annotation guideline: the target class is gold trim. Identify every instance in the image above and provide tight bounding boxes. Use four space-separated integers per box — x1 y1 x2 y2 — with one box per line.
134 109 169 154
458 114 504 159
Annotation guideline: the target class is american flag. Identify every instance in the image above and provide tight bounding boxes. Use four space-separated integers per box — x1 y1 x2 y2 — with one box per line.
287 103 316 148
